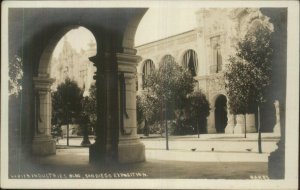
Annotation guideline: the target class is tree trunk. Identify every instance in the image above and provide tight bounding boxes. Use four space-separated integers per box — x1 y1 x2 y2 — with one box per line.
160 102 163 137
81 123 91 146
244 114 247 138
165 103 169 150
67 122 69 146
258 105 262 153
197 120 200 138
144 119 149 136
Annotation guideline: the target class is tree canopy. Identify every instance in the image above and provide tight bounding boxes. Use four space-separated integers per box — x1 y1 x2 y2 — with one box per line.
137 59 196 136
51 78 84 125
137 93 160 126
144 59 195 118
225 20 273 115
9 55 23 96
82 83 97 129
187 90 210 126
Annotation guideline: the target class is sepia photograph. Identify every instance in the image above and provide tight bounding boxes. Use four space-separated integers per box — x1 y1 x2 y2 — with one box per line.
1 1 299 189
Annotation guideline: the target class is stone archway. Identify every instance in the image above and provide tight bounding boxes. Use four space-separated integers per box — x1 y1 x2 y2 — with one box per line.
214 94 228 133
9 8 148 167
32 26 97 156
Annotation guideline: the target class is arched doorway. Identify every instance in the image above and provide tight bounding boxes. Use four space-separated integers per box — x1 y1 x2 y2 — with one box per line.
32 26 98 156
49 27 97 147
214 95 228 133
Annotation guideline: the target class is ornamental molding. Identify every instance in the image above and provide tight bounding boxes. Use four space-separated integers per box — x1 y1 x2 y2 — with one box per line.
33 77 55 91
176 34 197 44
117 53 140 73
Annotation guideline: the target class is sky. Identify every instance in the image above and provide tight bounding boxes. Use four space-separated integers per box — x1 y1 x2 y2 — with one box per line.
52 8 198 57
135 8 198 46
52 27 96 58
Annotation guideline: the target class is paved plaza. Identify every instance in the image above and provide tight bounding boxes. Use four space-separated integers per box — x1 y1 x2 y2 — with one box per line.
24 133 279 179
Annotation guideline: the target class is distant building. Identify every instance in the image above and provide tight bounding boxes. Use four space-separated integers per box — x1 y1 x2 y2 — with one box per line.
136 8 275 134
50 37 96 96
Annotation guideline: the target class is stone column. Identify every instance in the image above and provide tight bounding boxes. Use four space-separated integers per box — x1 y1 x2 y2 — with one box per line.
246 113 257 133
225 112 235 134
32 77 56 156
207 107 217 133
234 114 245 134
117 53 145 163
273 100 281 135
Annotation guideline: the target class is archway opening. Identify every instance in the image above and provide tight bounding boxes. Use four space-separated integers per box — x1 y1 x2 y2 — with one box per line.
182 49 198 77
214 95 228 133
48 26 97 148
142 59 155 89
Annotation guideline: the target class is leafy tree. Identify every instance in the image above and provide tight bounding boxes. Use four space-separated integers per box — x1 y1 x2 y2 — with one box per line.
225 19 273 148
51 78 83 145
9 55 23 96
80 96 92 146
137 93 161 136
186 90 210 137
136 95 144 127
225 60 256 138
8 55 23 167
144 59 194 149
82 84 97 132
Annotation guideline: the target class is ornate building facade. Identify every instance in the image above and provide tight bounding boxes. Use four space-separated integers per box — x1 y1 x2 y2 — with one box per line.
50 37 96 96
136 8 275 134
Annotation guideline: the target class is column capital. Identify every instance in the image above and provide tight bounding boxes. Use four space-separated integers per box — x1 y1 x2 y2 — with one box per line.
33 77 55 91
123 47 137 55
123 73 136 80
117 52 141 73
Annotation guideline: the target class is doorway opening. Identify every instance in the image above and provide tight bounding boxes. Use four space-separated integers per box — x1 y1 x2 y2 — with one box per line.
214 94 228 133
49 26 97 148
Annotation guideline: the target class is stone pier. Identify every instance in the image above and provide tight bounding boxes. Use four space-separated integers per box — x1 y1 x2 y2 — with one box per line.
234 114 256 134
234 114 245 134
207 107 217 133
225 111 235 134
117 52 145 163
273 100 281 135
32 76 56 156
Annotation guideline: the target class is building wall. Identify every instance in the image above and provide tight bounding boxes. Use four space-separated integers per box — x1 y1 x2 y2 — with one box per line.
50 38 96 96
136 8 273 134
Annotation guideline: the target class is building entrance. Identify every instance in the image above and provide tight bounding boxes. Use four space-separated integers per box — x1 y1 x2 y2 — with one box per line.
214 95 228 133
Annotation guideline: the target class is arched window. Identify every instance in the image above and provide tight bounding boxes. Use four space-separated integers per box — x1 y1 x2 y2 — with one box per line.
142 59 155 89
182 50 198 77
